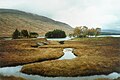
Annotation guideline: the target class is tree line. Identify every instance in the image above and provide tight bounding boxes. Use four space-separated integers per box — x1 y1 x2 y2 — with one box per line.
12 29 66 39
12 26 101 39
12 29 39 39
69 26 101 38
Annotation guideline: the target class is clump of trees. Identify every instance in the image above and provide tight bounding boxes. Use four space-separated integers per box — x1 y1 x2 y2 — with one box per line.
71 26 101 38
45 29 66 38
12 29 39 39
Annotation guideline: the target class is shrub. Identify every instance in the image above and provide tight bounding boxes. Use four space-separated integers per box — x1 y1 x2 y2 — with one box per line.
45 29 66 38
29 32 39 38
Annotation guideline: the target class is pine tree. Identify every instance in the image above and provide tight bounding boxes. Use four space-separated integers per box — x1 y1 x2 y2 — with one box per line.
12 29 20 39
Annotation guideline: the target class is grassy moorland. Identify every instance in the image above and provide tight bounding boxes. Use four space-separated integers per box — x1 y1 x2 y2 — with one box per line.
0 75 26 80
0 39 64 67
21 37 120 77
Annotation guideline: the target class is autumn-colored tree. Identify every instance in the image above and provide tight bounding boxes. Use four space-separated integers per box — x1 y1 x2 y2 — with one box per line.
73 26 88 37
88 28 96 37
73 27 81 37
81 26 88 37
73 26 101 38
95 28 101 37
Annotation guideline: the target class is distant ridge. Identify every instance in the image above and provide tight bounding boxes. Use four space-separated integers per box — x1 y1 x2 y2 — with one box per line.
101 29 120 35
102 29 120 33
0 9 73 37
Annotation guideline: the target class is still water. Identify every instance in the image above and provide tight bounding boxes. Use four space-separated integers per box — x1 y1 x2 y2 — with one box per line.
0 48 120 80
46 36 74 41
59 48 76 60
98 35 120 37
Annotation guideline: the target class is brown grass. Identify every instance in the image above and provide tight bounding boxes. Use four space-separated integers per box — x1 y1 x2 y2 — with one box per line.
0 39 63 67
0 75 26 80
21 37 120 77
1 37 120 77
21 55 120 77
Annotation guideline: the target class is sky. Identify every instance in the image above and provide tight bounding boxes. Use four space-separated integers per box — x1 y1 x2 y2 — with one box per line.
0 0 120 30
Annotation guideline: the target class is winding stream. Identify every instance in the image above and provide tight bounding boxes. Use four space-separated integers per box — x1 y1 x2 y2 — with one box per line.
59 48 76 60
0 48 120 80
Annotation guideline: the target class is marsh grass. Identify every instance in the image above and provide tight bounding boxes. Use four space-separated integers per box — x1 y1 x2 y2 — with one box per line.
0 39 63 67
21 37 120 77
21 55 120 77
1 38 120 76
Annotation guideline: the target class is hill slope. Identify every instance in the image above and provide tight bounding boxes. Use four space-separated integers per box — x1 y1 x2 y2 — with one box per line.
0 9 73 37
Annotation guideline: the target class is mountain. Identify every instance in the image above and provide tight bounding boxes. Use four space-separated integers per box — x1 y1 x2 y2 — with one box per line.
0 9 73 37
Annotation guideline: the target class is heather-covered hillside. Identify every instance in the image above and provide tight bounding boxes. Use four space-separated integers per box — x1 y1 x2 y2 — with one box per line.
0 9 73 37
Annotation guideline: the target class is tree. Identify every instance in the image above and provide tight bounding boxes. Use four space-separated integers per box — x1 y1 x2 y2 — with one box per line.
81 26 88 37
88 28 96 37
21 30 29 38
73 27 81 37
95 28 101 37
73 26 88 38
73 26 101 38
45 29 66 38
12 29 20 39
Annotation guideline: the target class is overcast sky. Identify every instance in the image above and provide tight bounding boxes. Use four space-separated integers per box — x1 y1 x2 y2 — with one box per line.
0 0 120 30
